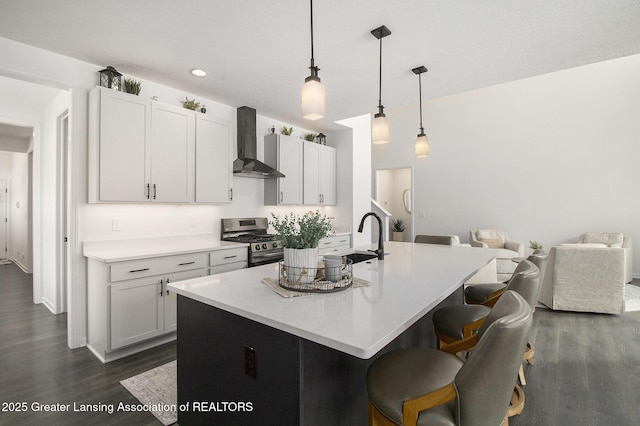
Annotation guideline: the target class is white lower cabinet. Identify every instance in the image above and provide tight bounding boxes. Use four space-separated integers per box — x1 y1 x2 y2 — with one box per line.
109 265 209 351
110 275 164 350
319 234 352 255
110 267 208 350
87 246 248 362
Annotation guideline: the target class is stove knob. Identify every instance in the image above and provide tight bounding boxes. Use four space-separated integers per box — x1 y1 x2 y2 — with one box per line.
272 242 278 249
255 244 260 250
262 243 268 250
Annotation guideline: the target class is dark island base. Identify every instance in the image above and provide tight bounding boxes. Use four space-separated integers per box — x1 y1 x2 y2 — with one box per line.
177 287 462 425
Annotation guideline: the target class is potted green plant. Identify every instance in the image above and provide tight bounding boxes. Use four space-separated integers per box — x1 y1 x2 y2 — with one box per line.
123 77 142 95
391 218 405 242
529 240 543 250
281 126 293 136
303 133 317 142
182 97 200 110
270 210 333 284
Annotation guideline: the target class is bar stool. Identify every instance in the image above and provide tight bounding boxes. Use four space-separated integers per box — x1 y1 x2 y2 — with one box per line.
432 260 540 418
464 250 548 382
366 291 532 426
464 250 547 306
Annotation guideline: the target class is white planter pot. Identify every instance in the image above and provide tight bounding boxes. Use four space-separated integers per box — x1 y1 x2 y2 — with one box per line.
284 247 318 284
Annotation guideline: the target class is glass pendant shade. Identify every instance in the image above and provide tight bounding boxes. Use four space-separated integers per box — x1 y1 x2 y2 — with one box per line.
301 78 325 120
415 133 430 157
371 114 390 144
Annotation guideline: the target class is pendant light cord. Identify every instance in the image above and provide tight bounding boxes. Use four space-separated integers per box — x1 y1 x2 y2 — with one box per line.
378 36 383 110
309 0 315 70
418 73 424 133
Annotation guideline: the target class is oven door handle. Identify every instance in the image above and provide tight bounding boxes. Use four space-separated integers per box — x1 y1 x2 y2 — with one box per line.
253 252 284 258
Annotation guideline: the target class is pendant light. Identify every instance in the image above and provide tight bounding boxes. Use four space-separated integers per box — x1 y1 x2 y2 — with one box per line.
371 25 391 144
412 66 430 157
301 0 325 120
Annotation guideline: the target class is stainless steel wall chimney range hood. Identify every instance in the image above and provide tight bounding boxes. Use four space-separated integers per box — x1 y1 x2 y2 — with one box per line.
233 106 285 179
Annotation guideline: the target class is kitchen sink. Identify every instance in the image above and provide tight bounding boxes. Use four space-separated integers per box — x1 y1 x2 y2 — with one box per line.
343 251 379 264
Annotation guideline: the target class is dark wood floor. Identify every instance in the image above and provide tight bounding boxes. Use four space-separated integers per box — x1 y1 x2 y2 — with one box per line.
0 263 176 425
511 285 640 426
1 262 639 425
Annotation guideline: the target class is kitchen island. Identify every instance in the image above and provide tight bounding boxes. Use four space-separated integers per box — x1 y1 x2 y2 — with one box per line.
168 241 495 425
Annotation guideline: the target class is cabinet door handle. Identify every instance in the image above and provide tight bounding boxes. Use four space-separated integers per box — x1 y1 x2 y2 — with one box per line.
165 278 170 295
146 183 150 200
280 191 283 202
129 268 150 273
230 188 233 201
153 184 157 200
223 255 237 259
159 279 164 296
178 261 195 266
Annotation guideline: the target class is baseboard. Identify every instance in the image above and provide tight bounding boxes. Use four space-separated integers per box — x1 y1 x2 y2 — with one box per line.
88 334 177 364
9 257 31 273
41 297 57 314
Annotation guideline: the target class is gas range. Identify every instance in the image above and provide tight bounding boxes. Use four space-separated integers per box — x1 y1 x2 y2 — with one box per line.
221 217 283 267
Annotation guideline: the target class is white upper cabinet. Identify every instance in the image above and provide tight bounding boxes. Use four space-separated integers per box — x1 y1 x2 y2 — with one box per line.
89 87 151 202
264 134 303 205
151 102 195 203
195 114 232 203
303 143 336 205
89 87 231 204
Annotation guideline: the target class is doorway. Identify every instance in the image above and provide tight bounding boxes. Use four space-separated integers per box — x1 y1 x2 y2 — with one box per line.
56 111 69 313
0 179 7 260
375 167 413 242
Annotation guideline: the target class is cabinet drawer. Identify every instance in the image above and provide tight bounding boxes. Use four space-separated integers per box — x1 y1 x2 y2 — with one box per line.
319 235 351 249
210 247 248 266
210 261 247 275
110 252 209 282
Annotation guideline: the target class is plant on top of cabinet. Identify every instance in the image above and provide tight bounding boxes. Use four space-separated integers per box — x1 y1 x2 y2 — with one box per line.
182 97 200 110
270 210 334 284
124 77 142 95
303 133 317 142
281 126 293 135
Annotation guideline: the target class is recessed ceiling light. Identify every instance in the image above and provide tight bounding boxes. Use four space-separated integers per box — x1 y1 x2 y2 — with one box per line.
191 69 207 77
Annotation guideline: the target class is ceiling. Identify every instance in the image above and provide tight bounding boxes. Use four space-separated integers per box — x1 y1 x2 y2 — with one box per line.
1 0 640 132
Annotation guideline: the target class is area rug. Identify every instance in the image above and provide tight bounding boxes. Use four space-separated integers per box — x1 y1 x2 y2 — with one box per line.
120 361 177 425
625 284 640 312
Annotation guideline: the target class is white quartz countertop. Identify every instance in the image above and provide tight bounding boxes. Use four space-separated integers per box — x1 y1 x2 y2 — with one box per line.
168 241 496 359
83 234 248 263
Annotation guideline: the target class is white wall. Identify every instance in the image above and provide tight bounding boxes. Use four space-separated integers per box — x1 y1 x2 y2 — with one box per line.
373 53 640 276
0 152 11 178
10 152 30 270
334 114 372 247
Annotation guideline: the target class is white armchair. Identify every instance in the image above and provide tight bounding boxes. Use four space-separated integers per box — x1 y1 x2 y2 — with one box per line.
578 232 632 283
539 245 625 314
470 229 525 281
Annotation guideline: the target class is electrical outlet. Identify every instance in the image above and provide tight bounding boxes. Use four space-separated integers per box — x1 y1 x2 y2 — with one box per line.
244 346 257 379
189 216 197 228
112 218 121 231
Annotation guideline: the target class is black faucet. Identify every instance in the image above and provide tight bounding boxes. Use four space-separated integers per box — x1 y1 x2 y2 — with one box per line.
357 212 384 260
